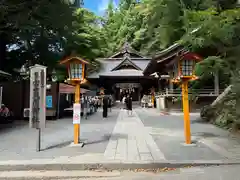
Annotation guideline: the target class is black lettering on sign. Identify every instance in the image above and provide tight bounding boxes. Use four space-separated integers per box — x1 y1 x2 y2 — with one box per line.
32 72 40 128
40 70 45 88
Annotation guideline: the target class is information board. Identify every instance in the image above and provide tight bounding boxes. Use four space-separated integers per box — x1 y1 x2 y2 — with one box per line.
46 95 53 108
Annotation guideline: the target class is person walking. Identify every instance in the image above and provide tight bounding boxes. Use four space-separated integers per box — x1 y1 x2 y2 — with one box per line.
122 96 126 109
102 95 108 119
126 94 133 115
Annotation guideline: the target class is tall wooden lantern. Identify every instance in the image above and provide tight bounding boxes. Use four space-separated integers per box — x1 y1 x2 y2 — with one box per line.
171 52 201 144
60 56 89 145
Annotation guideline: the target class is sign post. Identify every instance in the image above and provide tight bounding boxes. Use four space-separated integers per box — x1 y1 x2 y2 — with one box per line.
29 64 47 152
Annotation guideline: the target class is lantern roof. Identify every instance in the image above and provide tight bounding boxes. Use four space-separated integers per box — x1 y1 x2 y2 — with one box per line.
179 52 202 62
59 56 89 65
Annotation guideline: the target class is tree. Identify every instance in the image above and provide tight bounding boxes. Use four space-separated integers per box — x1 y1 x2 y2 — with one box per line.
194 56 230 93
0 0 104 80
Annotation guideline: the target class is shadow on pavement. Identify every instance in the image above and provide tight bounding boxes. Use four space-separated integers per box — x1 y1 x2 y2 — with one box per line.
41 140 73 151
0 120 28 134
41 134 113 151
84 135 111 145
193 132 220 138
105 133 128 140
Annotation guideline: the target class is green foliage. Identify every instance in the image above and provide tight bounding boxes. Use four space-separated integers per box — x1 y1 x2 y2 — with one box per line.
1 0 103 77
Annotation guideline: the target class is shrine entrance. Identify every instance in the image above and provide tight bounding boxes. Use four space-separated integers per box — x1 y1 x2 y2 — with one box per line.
114 83 141 101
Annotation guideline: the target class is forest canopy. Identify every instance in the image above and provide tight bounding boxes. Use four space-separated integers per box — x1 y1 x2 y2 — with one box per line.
0 0 240 84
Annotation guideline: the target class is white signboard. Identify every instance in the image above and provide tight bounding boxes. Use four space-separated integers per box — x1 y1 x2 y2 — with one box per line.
29 64 47 129
73 103 81 124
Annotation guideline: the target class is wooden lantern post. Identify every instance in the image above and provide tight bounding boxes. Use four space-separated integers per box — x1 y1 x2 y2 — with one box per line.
172 52 201 144
60 56 89 144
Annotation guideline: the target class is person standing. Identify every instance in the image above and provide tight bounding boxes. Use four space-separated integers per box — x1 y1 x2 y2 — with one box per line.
83 96 88 119
108 95 112 112
102 95 108 118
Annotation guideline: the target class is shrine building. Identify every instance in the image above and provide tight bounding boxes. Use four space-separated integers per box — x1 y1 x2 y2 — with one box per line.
87 42 157 101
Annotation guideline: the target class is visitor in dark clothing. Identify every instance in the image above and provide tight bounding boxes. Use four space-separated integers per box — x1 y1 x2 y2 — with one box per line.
126 94 132 115
102 95 108 118
108 95 112 112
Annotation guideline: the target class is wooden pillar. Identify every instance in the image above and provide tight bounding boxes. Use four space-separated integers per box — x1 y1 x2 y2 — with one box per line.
169 76 173 93
74 83 80 144
182 80 191 144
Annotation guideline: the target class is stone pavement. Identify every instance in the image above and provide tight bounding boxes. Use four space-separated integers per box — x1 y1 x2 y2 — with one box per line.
104 109 165 162
136 107 240 161
1 107 240 171
0 109 119 161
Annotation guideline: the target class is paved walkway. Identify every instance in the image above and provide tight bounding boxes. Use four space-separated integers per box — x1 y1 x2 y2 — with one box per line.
2 107 240 169
104 109 165 162
136 107 240 161
0 109 119 161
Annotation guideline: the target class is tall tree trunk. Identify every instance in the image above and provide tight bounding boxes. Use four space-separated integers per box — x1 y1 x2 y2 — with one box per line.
214 69 219 95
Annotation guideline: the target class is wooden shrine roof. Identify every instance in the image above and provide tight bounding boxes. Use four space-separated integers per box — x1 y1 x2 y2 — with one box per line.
87 42 151 79
143 43 188 76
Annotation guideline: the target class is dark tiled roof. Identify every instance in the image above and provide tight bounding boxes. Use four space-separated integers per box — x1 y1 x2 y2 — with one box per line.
109 42 148 59
87 59 150 78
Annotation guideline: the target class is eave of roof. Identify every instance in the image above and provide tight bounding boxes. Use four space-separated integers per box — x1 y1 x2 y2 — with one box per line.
0 70 11 77
100 69 143 77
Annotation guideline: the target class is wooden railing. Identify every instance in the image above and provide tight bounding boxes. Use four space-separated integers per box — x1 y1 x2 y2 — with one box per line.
156 89 224 97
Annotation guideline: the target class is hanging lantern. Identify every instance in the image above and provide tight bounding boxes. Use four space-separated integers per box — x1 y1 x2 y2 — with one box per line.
59 56 88 82
175 52 201 81
100 87 105 95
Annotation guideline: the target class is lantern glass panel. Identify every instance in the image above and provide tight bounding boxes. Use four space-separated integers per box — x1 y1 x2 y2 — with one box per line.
79 63 83 79
181 60 193 76
69 63 83 79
